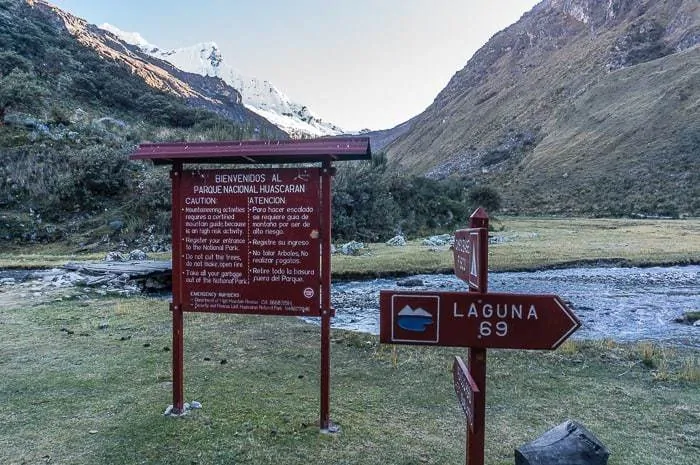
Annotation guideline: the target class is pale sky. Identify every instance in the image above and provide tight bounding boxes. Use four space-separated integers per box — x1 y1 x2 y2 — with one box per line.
51 0 541 130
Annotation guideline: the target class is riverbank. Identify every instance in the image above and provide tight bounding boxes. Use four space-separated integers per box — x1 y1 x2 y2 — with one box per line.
323 265 700 348
2 263 697 346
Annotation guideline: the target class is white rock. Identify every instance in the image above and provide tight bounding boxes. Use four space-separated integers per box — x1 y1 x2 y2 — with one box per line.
340 241 364 255
386 235 406 247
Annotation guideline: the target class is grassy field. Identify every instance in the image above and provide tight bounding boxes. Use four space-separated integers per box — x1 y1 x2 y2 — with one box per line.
0 297 697 465
1 217 699 274
332 216 700 277
1 216 698 464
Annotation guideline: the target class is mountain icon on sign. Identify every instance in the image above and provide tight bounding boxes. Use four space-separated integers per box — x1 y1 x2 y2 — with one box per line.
397 305 434 332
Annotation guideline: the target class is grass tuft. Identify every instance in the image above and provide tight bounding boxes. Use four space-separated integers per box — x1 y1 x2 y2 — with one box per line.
679 357 700 382
639 342 659 368
557 340 580 355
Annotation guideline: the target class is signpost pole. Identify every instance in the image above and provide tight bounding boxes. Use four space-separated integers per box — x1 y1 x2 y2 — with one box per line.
467 208 489 465
319 161 333 431
379 204 580 463
172 306 184 413
170 162 185 414
467 348 485 465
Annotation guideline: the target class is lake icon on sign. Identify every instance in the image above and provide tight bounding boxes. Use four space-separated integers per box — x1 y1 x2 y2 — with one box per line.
397 305 434 332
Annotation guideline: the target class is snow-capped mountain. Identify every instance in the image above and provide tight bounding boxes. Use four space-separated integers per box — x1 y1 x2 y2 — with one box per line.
100 23 344 138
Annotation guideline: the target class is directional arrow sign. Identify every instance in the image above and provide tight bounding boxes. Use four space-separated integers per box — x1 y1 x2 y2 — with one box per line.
453 228 488 292
379 290 580 350
453 356 480 432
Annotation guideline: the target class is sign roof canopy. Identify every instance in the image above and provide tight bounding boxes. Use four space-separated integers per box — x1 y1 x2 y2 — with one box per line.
130 136 372 165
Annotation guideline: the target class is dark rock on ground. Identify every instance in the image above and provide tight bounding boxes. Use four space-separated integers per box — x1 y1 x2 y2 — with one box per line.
396 278 425 287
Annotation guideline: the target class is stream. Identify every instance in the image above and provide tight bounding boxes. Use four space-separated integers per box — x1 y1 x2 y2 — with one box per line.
2 265 698 347
311 265 700 348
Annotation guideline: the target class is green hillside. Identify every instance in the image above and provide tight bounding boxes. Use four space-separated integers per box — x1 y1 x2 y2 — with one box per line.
384 0 700 216
0 0 487 249
509 47 699 216
0 0 276 250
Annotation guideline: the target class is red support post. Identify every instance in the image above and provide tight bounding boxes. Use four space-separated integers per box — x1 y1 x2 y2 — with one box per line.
172 305 184 414
170 163 185 414
467 208 489 464
319 161 333 431
467 347 486 465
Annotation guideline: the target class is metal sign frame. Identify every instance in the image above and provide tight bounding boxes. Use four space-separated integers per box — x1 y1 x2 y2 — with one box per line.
379 291 580 349
453 227 488 292
132 137 371 432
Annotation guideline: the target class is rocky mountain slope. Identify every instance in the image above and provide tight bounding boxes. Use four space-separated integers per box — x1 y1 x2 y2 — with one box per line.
383 0 700 216
29 0 285 136
1 0 484 250
0 0 288 249
99 24 344 138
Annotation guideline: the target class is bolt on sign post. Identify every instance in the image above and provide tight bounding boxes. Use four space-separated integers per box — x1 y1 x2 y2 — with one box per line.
131 138 371 432
379 208 581 464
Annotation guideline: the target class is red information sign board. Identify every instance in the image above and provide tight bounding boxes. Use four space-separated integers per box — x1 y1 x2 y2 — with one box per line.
379 291 580 349
177 168 322 316
132 138 372 430
453 228 488 292
453 356 479 432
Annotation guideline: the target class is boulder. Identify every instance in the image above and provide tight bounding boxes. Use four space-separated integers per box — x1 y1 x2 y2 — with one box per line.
108 219 124 231
396 278 424 287
489 235 507 244
340 241 364 255
105 251 126 262
70 108 89 124
94 116 128 129
128 249 148 261
422 234 453 246
386 235 407 247
673 311 700 326
4 113 49 133
515 420 609 465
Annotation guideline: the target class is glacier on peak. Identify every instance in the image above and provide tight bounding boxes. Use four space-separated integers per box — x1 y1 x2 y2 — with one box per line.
97 23 343 137
99 23 155 50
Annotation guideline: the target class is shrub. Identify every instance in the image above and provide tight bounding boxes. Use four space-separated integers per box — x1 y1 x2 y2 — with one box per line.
468 185 502 214
0 69 47 119
37 146 133 215
332 158 480 241
332 160 398 241
0 50 33 76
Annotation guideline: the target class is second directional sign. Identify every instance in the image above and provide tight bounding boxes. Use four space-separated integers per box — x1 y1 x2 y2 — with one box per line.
379 291 580 350
453 228 488 292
